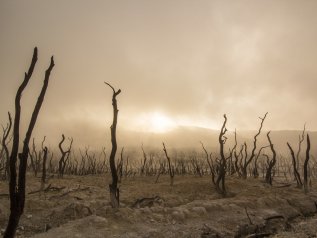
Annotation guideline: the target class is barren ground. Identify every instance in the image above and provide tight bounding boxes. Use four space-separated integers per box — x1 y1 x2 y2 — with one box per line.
0 174 316 237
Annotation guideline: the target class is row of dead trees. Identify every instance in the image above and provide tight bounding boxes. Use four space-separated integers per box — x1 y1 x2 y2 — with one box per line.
1 129 315 186
1 130 316 186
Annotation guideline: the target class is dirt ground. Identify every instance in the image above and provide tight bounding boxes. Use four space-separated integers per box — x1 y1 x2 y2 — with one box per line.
0 174 316 238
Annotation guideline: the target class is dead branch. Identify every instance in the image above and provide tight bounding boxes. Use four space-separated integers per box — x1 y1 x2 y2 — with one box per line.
105 82 121 208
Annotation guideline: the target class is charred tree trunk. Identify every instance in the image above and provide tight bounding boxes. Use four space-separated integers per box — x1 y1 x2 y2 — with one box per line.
41 146 48 184
162 143 174 186
265 132 276 185
141 145 148 175
4 47 54 238
303 134 310 193
41 136 47 184
287 142 303 188
241 113 267 179
29 138 39 177
253 145 269 178
215 114 228 197
58 135 73 178
2 112 12 180
296 125 306 171
105 82 121 208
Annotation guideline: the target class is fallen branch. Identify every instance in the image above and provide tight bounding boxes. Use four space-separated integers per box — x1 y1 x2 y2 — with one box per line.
48 186 90 200
264 215 285 221
246 233 273 238
244 207 253 225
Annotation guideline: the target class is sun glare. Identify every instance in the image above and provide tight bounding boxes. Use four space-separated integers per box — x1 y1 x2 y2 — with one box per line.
135 112 176 133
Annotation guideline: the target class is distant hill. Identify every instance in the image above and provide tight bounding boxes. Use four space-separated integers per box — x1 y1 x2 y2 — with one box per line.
35 120 316 157
117 126 317 157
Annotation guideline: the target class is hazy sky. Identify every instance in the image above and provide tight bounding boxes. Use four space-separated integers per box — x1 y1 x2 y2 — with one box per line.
1 0 317 147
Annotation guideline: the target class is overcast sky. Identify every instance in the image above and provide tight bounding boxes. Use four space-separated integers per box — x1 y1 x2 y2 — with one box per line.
1 0 317 147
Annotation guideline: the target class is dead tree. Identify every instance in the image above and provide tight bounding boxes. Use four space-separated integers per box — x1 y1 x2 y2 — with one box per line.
2 112 12 180
234 144 245 178
58 134 73 178
215 114 228 196
29 138 41 177
303 134 311 192
296 124 306 170
140 144 148 175
105 82 121 208
252 145 270 178
287 142 303 188
241 112 267 179
41 136 48 184
155 160 166 183
229 129 238 175
265 132 276 185
4 47 54 238
162 142 175 186
41 147 48 184
200 141 214 177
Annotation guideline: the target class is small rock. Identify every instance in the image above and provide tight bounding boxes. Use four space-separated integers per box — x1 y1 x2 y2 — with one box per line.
171 210 185 222
140 207 152 215
27 214 33 219
192 207 207 216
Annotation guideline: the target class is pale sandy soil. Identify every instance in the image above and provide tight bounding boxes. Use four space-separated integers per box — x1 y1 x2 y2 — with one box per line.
0 174 316 238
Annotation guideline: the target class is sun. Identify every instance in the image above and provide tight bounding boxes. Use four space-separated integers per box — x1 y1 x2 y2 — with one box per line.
134 112 176 133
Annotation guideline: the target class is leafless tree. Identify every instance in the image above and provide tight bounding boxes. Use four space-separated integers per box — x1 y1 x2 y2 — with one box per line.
287 142 303 188
265 132 276 185
140 144 148 175
105 82 121 208
296 124 306 170
4 47 54 237
162 142 175 186
58 134 73 178
29 138 41 177
252 145 270 178
303 134 311 193
1 112 12 180
214 114 228 196
41 136 48 184
241 113 268 179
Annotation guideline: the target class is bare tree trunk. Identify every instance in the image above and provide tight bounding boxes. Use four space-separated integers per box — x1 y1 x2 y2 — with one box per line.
253 145 270 178
5 47 54 237
105 82 121 208
296 124 306 171
303 134 310 193
287 142 303 188
241 113 268 179
216 114 228 197
58 134 73 177
265 132 276 185
141 145 148 175
2 112 12 180
41 146 48 184
162 143 174 186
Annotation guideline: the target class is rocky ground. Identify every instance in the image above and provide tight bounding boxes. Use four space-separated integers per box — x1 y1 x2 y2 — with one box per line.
0 174 316 237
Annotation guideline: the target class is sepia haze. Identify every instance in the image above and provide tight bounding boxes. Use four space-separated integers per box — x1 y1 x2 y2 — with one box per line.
0 0 317 149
